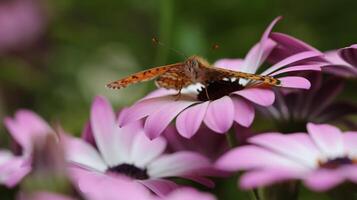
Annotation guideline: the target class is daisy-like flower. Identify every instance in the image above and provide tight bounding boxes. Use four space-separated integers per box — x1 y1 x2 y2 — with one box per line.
119 16 323 139
258 72 357 132
63 96 214 197
0 110 54 187
268 32 357 77
216 123 357 192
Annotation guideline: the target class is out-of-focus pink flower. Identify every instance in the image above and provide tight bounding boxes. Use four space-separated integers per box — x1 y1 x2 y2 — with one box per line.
0 0 46 53
216 123 357 192
268 32 357 77
64 96 215 197
119 16 322 140
158 187 216 200
0 110 54 187
258 72 357 131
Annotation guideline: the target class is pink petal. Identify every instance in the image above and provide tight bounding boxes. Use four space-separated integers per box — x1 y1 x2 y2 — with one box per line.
278 76 311 89
144 100 195 139
271 32 320 53
213 58 245 71
231 97 255 127
180 175 215 188
0 150 14 165
71 168 153 200
17 192 76 200
148 151 210 178
248 133 320 168
139 179 178 197
233 88 275 106
119 96 175 127
176 101 209 138
90 96 126 166
164 187 216 200
62 134 107 172
343 132 357 157
307 123 344 158
4 110 52 151
0 156 31 187
203 97 234 133
304 169 345 192
241 17 282 74
240 169 303 189
262 51 323 75
215 146 307 171
270 64 322 76
130 133 167 168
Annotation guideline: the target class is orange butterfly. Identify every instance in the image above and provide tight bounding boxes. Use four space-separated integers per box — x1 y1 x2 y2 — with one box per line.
106 56 280 94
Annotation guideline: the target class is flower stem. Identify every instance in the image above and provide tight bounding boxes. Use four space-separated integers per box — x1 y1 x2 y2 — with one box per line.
225 128 237 148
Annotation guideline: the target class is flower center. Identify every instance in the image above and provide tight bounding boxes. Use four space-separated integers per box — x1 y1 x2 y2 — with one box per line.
197 80 244 101
319 157 356 169
107 164 149 180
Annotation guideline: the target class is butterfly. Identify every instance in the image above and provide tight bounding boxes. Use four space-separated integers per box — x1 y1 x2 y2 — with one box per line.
106 55 281 96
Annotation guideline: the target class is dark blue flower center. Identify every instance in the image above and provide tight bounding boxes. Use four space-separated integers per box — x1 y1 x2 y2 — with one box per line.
197 80 244 101
319 157 356 169
107 164 149 180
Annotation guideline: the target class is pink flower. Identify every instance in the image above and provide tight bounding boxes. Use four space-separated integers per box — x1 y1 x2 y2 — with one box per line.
158 187 216 200
216 123 357 192
268 32 357 77
0 110 54 187
119 16 322 139
258 72 357 131
0 0 46 53
63 96 214 197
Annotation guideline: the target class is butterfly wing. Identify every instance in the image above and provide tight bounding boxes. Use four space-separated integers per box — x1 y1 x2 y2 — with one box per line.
106 63 183 89
155 65 193 90
203 65 281 86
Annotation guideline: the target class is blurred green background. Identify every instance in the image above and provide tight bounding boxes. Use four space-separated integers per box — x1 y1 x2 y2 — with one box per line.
0 0 357 199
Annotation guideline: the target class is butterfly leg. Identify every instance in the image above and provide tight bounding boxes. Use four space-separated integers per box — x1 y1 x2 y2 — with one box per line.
204 87 210 100
173 88 182 101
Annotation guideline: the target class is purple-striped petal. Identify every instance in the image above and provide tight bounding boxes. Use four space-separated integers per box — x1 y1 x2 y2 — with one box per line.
270 64 322 76
176 102 209 138
339 44 357 67
262 51 323 75
203 97 234 133
231 97 255 127
233 88 275 106
139 179 178 198
144 100 195 139
278 76 311 89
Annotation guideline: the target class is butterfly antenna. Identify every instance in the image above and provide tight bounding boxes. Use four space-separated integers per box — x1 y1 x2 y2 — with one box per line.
152 37 188 59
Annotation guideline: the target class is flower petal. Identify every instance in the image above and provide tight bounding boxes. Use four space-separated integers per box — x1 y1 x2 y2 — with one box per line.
139 179 178 197
240 169 303 189
203 96 234 133
339 44 357 67
90 96 125 166
233 88 275 106
307 123 344 158
248 133 320 168
213 58 245 71
4 110 52 152
176 101 209 138
215 146 307 171
262 51 323 76
148 151 210 178
0 156 31 187
270 64 322 76
304 169 345 192
342 132 357 158
278 76 311 89
62 134 107 172
130 133 167 168
164 187 217 200
144 100 195 139
231 97 255 127
119 96 175 127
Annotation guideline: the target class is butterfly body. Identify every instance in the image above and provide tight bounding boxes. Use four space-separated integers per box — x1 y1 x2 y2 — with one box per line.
106 56 280 91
